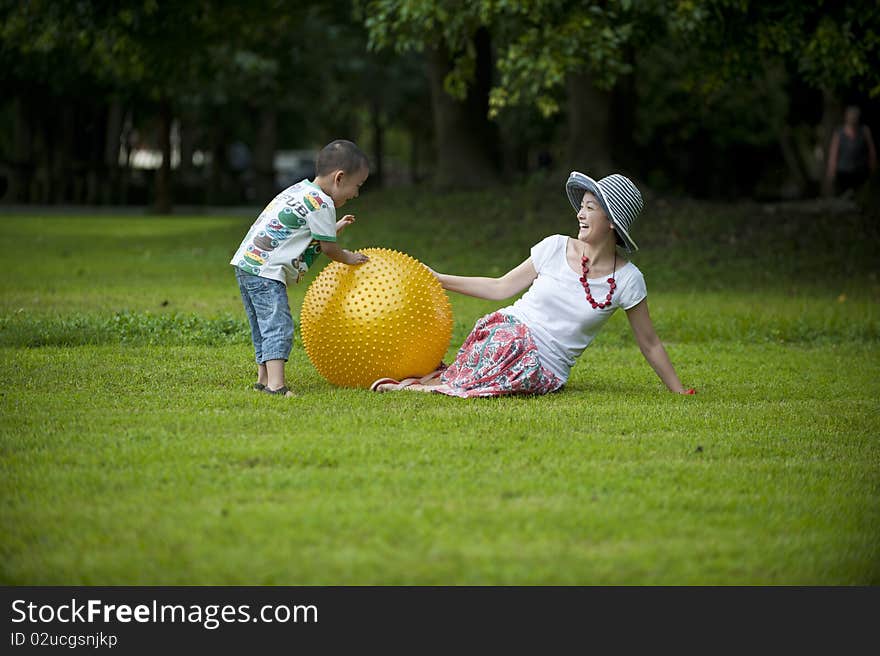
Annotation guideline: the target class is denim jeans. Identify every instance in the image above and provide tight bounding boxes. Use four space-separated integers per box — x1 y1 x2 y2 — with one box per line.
235 267 294 363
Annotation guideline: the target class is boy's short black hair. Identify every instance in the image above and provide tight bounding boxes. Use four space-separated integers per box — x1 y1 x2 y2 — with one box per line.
315 140 369 177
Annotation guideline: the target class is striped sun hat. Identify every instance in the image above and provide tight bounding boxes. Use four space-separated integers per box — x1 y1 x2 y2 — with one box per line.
565 171 643 252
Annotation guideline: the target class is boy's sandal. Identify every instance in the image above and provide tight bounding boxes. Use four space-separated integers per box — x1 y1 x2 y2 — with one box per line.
263 386 294 397
253 383 267 391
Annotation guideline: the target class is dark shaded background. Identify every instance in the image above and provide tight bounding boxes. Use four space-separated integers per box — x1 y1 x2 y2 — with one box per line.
1 1 878 212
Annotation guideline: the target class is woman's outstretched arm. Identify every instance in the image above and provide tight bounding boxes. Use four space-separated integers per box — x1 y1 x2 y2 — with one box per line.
625 299 690 393
431 257 538 301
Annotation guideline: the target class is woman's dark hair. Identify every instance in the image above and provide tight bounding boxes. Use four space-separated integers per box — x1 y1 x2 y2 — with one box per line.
315 140 369 176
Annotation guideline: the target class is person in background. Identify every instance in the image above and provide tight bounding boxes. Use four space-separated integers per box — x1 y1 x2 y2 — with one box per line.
824 105 877 197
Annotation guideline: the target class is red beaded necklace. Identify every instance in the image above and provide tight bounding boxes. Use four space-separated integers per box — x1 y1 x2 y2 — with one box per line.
579 249 617 309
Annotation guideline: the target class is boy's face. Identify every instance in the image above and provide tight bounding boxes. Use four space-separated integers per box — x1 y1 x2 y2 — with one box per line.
330 166 369 208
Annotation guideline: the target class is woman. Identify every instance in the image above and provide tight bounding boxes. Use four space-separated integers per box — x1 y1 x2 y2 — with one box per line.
824 105 877 196
372 172 694 397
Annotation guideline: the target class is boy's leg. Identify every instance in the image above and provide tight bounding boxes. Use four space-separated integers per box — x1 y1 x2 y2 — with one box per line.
264 360 287 392
236 268 265 387
249 277 294 395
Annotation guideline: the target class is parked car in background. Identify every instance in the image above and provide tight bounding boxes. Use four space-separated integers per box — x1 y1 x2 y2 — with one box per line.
274 150 316 191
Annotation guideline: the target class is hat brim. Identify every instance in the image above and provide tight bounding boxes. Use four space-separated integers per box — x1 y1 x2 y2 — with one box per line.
566 172 638 253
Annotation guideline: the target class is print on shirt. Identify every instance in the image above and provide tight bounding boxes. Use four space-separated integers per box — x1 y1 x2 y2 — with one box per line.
285 196 310 219
278 206 308 229
230 180 336 284
253 231 279 252
303 190 327 212
244 244 269 266
238 243 268 274
240 209 309 275
265 217 293 241
290 240 323 283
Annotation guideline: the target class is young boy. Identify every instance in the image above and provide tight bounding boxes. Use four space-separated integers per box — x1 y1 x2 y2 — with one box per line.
231 139 370 397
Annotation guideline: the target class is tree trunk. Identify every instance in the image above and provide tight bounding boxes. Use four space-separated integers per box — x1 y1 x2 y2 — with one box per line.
118 108 134 205
609 54 638 173
85 102 105 205
777 124 810 198
208 119 228 204
6 96 33 203
371 97 384 187
819 90 840 159
410 131 420 184
35 110 52 204
47 105 73 203
154 98 173 214
252 106 277 202
177 115 198 200
565 72 613 177
426 35 500 189
819 89 841 196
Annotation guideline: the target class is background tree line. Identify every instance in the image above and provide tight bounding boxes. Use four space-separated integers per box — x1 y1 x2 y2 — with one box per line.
1 0 878 212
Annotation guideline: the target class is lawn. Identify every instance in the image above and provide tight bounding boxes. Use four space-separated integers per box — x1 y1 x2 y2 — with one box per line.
1 185 878 584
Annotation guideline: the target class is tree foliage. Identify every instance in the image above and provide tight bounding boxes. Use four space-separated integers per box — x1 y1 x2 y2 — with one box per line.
362 0 880 121
668 0 880 99
2 0 877 205
362 0 644 117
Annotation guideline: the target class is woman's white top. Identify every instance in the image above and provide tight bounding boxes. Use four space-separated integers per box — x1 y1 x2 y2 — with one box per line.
500 234 647 383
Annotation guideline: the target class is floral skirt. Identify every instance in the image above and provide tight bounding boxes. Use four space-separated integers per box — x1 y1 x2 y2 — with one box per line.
432 312 563 398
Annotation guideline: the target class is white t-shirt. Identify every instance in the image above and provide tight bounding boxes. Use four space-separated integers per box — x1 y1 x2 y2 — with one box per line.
230 179 337 285
501 234 647 383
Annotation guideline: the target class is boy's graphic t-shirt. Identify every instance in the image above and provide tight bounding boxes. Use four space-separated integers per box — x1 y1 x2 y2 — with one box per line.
230 179 337 285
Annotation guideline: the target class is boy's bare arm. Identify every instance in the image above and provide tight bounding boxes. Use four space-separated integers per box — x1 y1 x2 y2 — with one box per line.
320 240 368 265
336 214 357 234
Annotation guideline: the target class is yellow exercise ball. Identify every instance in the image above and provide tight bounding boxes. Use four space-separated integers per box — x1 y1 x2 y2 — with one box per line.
301 248 453 388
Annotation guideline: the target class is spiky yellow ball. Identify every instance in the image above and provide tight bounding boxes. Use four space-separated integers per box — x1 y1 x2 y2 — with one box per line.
301 248 453 388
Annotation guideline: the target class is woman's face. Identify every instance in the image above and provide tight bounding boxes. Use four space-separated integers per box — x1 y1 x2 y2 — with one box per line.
576 192 613 243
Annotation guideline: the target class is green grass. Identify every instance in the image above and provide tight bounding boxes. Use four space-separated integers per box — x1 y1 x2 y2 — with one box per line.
1 186 878 584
